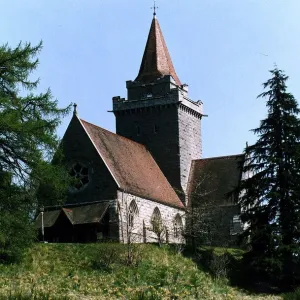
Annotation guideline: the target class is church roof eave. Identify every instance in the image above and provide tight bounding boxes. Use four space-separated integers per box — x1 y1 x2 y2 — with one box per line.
77 116 121 189
75 116 183 209
187 154 245 207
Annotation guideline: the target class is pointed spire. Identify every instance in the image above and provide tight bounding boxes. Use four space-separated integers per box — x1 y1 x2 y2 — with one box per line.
135 16 182 86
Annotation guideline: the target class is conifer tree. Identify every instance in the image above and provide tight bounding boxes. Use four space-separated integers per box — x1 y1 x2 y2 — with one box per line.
240 68 300 286
0 41 71 262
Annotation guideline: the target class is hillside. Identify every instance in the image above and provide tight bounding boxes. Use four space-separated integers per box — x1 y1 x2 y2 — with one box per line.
0 243 283 299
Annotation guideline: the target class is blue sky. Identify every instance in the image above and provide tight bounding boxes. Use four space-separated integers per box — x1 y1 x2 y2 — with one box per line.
1 0 300 158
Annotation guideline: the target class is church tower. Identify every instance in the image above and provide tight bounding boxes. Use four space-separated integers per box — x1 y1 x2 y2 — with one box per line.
112 14 203 201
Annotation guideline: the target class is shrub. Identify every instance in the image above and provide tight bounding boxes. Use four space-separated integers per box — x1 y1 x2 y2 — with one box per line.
283 288 300 300
0 211 35 264
195 247 242 281
91 243 121 271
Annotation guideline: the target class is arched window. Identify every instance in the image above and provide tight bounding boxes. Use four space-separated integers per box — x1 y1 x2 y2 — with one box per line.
128 200 138 228
174 214 183 238
151 207 162 233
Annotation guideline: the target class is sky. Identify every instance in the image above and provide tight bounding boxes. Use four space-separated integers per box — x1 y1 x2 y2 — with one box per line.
1 0 300 158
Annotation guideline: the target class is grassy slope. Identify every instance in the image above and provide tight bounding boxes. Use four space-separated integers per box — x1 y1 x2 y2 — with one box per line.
0 243 281 300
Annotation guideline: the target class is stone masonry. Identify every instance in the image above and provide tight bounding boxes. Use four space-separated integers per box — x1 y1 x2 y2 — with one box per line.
116 191 185 244
62 115 118 205
113 75 203 202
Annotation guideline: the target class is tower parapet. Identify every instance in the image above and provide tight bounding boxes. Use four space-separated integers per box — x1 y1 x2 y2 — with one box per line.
112 16 204 202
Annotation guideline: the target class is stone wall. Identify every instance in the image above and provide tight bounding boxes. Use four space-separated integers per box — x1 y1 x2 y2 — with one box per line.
178 104 202 193
115 104 182 192
114 80 203 198
216 204 241 247
125 75 178 101
116 191 185 244
62 116 118 205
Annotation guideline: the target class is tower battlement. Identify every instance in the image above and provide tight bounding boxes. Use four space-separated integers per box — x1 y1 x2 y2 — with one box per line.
112 15 204 202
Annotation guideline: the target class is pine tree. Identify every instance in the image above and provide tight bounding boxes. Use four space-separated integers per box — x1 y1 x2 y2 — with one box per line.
240 68 300 286
0 41 71 262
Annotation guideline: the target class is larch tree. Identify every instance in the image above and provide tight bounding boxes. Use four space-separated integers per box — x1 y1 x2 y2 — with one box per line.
240 67 300 287
0 41 71 262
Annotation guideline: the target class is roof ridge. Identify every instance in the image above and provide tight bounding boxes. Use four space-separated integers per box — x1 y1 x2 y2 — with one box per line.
80 118 147 149
77 117 183 209
193 154 244 162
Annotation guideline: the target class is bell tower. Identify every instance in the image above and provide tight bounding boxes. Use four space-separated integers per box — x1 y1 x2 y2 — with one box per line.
112 14 203 201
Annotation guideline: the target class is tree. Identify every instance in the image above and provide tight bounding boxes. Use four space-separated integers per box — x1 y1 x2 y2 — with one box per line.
0 41 71 262
185 172 218 250
240 67 300 287
185 169 242 250
149 209 166 247
117 195 143 266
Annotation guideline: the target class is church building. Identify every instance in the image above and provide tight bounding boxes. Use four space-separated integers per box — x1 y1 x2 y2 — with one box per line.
36 13 244 245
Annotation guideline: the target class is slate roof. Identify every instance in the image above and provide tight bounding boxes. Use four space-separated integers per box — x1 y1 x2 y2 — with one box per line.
66 202 109 225
35 209 60 228
35 202 110 228
187 154 245 206
80 118 184 209
135 16 182 86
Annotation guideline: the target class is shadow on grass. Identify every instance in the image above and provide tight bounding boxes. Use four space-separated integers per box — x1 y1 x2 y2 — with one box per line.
183 246 283 296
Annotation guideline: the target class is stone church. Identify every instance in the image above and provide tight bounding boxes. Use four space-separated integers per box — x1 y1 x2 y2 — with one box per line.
36 14 244 245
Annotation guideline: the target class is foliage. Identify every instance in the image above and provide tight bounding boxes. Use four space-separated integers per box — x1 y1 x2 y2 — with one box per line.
185 172 231 249
0 210 35 263
239 67 300 287
0 171 36 263
149 216 166 246
117 198 144 266
283 288 300 300
0 41 71 262
91 243 122 271
195 247 244 281
0 243 281 299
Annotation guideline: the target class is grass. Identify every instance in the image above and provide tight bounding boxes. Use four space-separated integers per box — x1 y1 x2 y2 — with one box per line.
0 243 283 299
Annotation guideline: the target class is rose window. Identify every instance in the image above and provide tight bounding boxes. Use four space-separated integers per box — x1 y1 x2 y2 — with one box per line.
70 163 89 190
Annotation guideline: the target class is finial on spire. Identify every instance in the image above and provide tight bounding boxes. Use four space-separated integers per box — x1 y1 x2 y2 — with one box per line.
135 10 182 85
151 0 158 17
73 103 78 115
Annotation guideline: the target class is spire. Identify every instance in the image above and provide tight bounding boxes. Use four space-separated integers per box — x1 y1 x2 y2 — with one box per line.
135 16 182 86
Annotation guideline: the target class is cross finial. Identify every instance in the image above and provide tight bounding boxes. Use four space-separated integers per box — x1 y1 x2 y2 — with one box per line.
73 103 78 115
151 0 158 17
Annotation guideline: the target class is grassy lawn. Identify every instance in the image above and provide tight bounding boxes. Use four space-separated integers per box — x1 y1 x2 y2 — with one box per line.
0 243 283 299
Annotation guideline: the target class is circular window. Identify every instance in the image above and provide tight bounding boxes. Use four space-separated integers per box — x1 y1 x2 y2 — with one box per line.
70 163 89 191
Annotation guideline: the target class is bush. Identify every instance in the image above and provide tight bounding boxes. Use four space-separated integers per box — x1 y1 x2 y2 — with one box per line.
0 211 35 264
91 243 121 271
91 243 144 270
283 288 300 300
123 243 144 267
195 247 243 281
